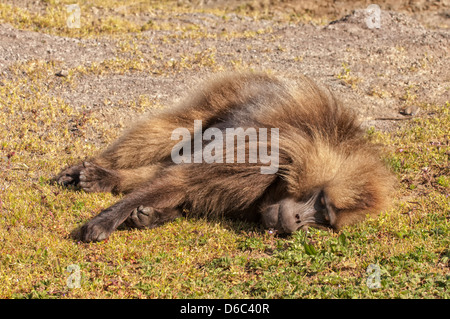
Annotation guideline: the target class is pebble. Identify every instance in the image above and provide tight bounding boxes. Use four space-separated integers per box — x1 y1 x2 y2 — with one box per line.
400 105 420 116
55 70 69 77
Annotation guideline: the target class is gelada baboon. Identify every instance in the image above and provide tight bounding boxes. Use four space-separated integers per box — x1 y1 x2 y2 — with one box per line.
55 72 395 242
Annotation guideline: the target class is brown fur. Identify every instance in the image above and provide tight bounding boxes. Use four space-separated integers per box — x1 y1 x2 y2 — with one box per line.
54 72 395 242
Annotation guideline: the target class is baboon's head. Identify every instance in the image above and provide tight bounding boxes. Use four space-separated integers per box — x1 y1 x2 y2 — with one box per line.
261 136 395 233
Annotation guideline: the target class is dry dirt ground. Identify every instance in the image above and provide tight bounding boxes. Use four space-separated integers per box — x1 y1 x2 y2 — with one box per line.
0 0 449 132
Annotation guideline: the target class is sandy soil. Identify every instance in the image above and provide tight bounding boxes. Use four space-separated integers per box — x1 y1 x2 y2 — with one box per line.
0 0 448 132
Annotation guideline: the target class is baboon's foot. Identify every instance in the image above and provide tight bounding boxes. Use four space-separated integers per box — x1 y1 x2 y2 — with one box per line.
124 206 182 229
79 162 120 194
54 164 84 186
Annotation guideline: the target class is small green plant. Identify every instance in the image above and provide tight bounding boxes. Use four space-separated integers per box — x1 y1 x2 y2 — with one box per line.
336 62 361 89
436 176 449 188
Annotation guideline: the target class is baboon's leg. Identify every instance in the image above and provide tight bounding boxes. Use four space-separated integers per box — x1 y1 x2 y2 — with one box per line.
78 162 120 193
79 162 163 194
55 162 162 194
53 109 216 186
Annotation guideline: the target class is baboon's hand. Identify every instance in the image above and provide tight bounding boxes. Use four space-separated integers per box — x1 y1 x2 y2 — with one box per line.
80 215 117 242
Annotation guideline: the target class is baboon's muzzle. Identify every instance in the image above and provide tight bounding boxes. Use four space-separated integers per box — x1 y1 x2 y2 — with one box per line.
261 190 336 233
